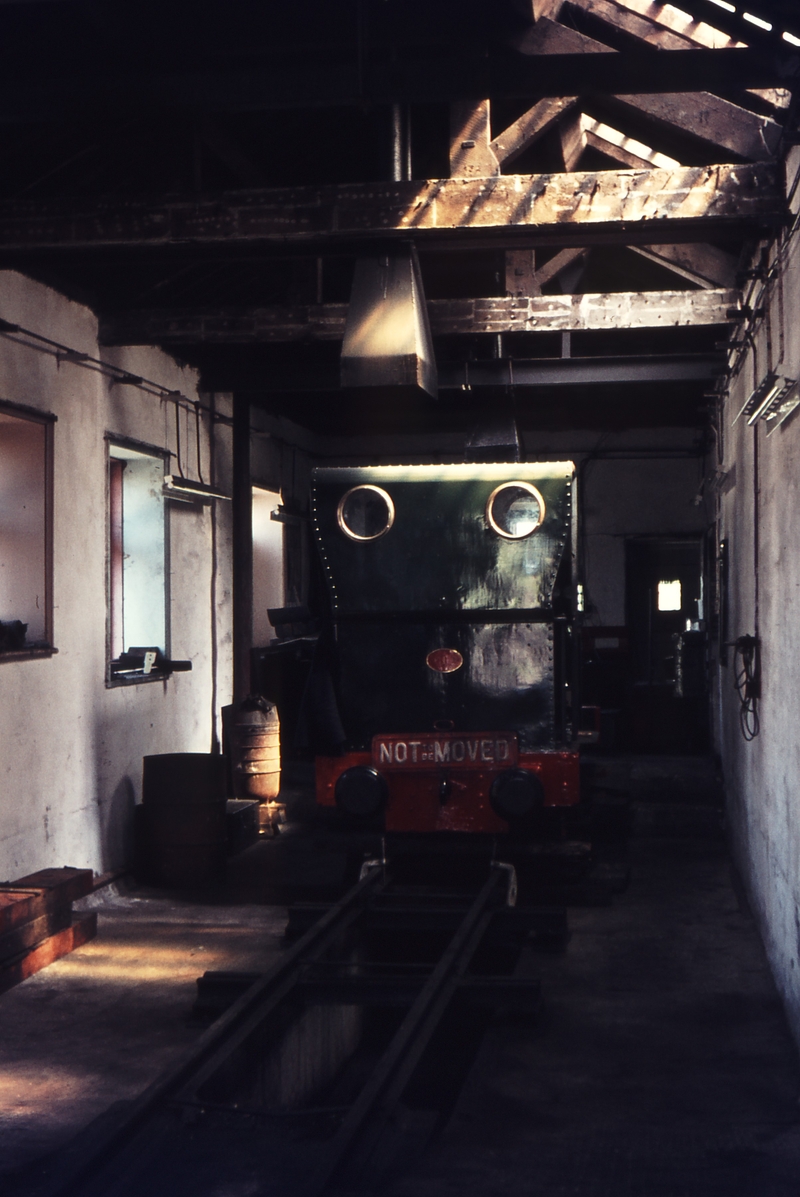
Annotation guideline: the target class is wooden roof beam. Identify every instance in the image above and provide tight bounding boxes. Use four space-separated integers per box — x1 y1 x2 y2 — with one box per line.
630 242 738 288
549 114 739 290
450 100 500 177
559 0 790 109
520 19 783 160
559 113 681 171
0 165 776 253
0 164 780 250
491 96 579 167
99 289 740 346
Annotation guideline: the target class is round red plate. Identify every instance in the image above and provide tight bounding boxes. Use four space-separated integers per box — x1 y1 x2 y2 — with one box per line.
426 648 464 673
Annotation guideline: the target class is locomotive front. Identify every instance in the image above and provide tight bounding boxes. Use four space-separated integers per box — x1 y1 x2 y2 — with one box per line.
312 462 579 834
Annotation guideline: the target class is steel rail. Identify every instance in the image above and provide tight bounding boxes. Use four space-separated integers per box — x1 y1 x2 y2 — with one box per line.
295 864 511 1197
45 860 516 1197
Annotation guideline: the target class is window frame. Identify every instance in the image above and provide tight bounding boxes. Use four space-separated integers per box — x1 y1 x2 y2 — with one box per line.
105 433 171 687
0 398 56 663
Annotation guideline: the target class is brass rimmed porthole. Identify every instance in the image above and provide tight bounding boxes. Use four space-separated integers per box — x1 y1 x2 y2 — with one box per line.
486 481 545 540
337 484 395 541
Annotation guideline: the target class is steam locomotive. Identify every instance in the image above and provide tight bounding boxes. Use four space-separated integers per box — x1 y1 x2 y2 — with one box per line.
310 462 580 835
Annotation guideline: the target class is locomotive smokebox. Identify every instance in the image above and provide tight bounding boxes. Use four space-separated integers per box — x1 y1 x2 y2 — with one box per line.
341 244 437 399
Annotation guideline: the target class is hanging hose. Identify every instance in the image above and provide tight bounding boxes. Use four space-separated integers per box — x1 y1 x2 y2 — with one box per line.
732 635 760 741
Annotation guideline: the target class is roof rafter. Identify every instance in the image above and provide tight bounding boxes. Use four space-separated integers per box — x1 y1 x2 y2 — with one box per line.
557 0 790 109
520 18 783 160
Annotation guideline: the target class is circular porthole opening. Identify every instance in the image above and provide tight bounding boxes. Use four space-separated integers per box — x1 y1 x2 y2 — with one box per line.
486 482 545 540
337 485 395 541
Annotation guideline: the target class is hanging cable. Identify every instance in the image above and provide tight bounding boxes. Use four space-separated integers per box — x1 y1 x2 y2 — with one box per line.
174 400 185 477
195 402 205 485
732 634 760 741
0 315 196 410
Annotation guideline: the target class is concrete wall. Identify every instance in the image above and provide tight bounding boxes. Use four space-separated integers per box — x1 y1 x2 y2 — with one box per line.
715 148 800 1047
0 271 233 879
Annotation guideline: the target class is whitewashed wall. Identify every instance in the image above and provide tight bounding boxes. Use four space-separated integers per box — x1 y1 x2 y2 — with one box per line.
716 148 800 1047
0 271 233 879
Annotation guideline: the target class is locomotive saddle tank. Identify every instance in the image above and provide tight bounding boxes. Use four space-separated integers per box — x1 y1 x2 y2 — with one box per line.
311 462 579 834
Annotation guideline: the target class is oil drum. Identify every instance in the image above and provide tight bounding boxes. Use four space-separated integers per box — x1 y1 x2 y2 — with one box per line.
230 695 281 800
142 753 227 886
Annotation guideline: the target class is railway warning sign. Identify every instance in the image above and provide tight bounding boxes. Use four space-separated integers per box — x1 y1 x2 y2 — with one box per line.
372 732 518 771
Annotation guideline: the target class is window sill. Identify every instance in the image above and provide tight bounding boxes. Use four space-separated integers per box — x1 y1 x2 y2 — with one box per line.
0 646 58 663
106 669 172 688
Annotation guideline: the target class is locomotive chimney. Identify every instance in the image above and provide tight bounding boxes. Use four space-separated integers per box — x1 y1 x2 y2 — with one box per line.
340 244 437 399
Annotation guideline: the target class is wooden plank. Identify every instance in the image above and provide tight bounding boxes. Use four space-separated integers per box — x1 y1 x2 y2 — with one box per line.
559 114 587 173
12 866 94 904
0 867 93 934
562 115 681 171
491 96 578 167
99 289 739 345
520 19 782 160
505 249 539 296
613 91 782 161
449 100 499 177
630 242 738 287
566 0 740 51
0 164 779 251
564 0 790 106
433 290 739 334
0 913 97 997
0 908 72 964
0 888 47 935
534 247 588 288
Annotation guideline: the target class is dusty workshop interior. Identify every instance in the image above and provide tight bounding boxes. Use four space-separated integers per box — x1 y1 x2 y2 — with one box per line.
3 0 800 1193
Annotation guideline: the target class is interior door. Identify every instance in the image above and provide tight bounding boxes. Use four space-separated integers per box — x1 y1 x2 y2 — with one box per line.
625 538 706 751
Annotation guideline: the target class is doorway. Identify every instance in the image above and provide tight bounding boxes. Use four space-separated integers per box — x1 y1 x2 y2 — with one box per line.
625 538 707 752
252 487 284 648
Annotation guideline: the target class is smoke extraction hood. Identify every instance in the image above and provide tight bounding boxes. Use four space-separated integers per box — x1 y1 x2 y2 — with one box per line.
340 244 437 399
464 409 522 463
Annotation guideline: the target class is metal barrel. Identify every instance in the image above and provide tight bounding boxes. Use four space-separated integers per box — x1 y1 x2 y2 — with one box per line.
142 753 227 886
231 699 281 800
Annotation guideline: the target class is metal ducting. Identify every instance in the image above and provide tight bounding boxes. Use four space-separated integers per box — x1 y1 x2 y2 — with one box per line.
464 410 522 463
340 244 437 398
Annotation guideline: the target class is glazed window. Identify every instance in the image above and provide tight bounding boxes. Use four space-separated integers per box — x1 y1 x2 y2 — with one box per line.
337 484 395 541
108 442 169 680
486 482 545 540
657 580 682 612
0 403 54 657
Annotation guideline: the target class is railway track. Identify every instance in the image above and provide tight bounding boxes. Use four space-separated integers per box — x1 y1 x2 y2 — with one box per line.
45 856 558 1197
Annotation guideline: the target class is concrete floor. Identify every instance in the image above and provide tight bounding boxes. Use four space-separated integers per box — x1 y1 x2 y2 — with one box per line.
391 757 800 1197
2 756 800 1196
1 890 287 1193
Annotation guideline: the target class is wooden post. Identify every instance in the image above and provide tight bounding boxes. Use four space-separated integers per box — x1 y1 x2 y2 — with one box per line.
449 100 499 178
505 250 539 297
